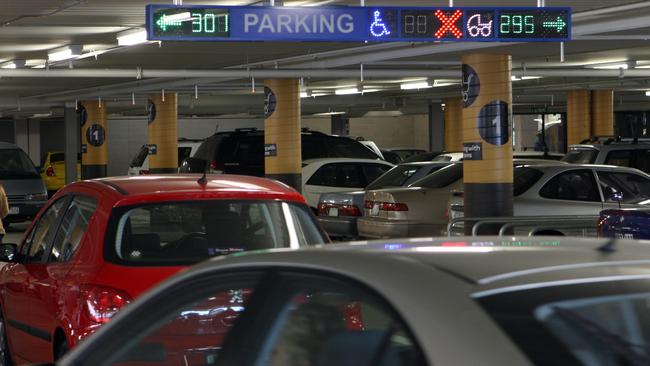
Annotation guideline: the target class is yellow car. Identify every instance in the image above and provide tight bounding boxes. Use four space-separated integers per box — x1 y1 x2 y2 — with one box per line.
40 151 80 194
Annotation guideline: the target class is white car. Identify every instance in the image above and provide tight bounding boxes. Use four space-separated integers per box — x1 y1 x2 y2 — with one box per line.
433 152 464 162
128 138 203 176
302 158 394 208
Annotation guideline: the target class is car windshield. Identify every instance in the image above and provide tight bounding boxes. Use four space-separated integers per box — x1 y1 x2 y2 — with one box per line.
107 200 327 266
562 148 598 164
409 163 463 188
130 146 149 168
514 167 544 196
366 164 444 190
0 149 39 178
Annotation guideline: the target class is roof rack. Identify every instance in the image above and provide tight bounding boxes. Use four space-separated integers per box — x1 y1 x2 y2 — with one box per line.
578 135 650 145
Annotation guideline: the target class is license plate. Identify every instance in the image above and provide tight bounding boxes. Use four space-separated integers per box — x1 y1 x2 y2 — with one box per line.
328 207 339 217
371 204 380 216
8 207 18 215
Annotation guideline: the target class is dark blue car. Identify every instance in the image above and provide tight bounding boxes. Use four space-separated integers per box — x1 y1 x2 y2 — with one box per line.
598 208 650 239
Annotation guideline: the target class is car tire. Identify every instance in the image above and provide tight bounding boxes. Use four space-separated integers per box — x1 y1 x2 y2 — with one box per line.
0 311 12 366
54 338 68 361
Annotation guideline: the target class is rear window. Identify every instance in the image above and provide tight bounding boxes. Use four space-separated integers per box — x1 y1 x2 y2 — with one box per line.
106 200 327 266
409 163 463 188
130 146 149 168
177 147 193 166
562 148 598 164
514 167 544 196
326 137 378 159
0 149 39 178
366 165 431 190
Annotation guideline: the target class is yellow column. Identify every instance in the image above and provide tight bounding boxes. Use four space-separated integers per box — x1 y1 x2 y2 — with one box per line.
80 100 108 179
444 97 463 152
461 54 513 234
264 79 301 192
567 90 591 145
147 93 178 173
591 90 614 137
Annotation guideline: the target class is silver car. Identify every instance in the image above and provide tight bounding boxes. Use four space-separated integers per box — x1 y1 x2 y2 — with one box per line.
58 236 650 366
358 159 564 238
447 164 650 236
562 138 650 174
0 143 48 225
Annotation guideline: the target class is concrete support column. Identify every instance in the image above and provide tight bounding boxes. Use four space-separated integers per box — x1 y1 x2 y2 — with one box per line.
444 97 463 152
429 103 444 152
567 90 591 145
64 103 80 184
591 90 614 137
147 93 178 173
79 101 108 179
461 54 513 234
264 79 302 192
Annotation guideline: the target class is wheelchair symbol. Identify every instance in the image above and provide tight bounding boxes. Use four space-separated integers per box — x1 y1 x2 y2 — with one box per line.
370 10 391 37
467 14 493 37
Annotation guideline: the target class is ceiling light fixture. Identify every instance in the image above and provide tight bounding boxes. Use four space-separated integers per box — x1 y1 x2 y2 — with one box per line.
0 59 25 69
645 91 650 97
48 45 82 62
587 61 636 70
335 87 361 95
400 81 433 90
117 29 149 46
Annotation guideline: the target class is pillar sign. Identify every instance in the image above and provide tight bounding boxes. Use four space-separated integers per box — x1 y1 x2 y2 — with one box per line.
79 101 108 179
148 93 178 173
146 5 571 42
461 54 513 234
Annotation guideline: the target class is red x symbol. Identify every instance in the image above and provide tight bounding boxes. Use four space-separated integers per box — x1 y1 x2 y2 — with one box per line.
434 9 463 39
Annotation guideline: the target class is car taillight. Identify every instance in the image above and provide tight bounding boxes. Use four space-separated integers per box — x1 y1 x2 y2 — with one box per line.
364 200 374 209
378 202 409 211
317 203 361 217
80 285 132 324
139 170 150 175
46 166 55 177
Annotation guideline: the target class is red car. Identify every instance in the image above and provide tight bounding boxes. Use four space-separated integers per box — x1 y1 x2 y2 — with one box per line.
0 174 328 364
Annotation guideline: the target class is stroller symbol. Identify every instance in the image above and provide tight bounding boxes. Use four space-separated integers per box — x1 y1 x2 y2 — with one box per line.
370 10 391 37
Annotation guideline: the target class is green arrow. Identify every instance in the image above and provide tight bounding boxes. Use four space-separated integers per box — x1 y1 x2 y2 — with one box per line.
542 17 567 32
156 15 183 32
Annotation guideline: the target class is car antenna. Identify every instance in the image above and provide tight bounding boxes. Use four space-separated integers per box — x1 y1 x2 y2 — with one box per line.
197 161 208 186
597 238 617 253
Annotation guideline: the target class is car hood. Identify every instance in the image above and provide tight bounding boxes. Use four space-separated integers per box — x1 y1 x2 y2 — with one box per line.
3 178 46 195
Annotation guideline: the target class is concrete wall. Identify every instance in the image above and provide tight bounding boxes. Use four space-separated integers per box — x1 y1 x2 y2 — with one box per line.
40 119 65 164
348 114 430 150
0 119 14 144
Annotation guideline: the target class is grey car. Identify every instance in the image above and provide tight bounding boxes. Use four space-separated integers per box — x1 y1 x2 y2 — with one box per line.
56 236 650 366
447 164 650 236
317 161 451 239
562 137 650 174
0 143 48 224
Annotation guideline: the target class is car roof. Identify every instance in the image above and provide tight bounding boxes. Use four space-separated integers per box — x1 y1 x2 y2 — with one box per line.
190 236 650 298
302 158 390 165
522 163 648 173
397 161 453 167
88 174 300 196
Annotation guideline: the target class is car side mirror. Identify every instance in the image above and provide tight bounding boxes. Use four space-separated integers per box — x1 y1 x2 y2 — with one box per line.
180 157 207 173
0 244 18 263
605 186 624 203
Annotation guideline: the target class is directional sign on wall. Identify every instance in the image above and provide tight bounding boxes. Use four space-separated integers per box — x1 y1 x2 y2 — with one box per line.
146 5 571 42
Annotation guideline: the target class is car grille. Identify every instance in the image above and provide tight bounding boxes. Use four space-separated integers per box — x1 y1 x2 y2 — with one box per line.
7 194 27 202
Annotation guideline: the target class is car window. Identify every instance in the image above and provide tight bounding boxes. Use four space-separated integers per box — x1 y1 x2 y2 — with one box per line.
256 275 425 366
108 200 327 266
514 167 544 196
604 150 633 168
130 146 149 168
361 164 392 186
235 136 264 166
367 165 422 190
410 163 463 188
561 148 598 164
301 135 328 161
633 149 650 173
177 146 193 167
0 149 39 178
49 195 97 263
326 137 378 159
22 197 70 263
540 170 601 202
307 163 364 188
597 171 650 203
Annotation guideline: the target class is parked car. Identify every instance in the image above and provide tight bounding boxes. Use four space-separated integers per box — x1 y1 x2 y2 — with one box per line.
128 138 203 176
358 159 564 238
0 174 328 364
380 149 402 164
419 151 563 164
447 164 650 236
301 158 394 208
432 152 464 162
0 142 48 225
40 151 81 195
56 236 650 366
383 148 427 161
562 136 650 173
598 208 650 239
354 139 384 160
180 128 379 176
317 161 452 239
400 151 444 163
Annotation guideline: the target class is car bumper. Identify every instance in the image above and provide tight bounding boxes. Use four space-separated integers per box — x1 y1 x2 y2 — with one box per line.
318 216 358 239
5 201 46 222
357 217 445 239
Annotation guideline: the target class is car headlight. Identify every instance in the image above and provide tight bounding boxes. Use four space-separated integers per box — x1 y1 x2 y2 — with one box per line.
26 193 48 201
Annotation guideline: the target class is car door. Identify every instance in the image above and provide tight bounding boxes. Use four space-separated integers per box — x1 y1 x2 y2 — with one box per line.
2 195 71 362
518 169 604 216
303 163 366 208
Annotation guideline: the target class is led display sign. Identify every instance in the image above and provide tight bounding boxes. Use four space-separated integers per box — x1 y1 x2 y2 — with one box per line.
146 5 571 42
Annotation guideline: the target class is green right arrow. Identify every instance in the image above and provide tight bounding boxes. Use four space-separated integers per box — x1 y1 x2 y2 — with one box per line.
542 17 567 32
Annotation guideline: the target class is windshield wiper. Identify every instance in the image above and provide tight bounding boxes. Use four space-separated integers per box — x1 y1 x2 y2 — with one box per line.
553 306 650 366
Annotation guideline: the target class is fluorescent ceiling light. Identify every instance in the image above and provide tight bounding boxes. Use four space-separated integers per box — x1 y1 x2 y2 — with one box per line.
117 30 148 46
364 110 404 117
300 91 327 98
645 91 650 97
313 111 346 116
400 81 432 90
587 61 635 70
335 87 360 95
1 60 25 69
76 49 110 60
48 45 82 62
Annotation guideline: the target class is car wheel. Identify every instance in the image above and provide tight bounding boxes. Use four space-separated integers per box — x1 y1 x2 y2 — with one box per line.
0 312 12 366
54 338 68 361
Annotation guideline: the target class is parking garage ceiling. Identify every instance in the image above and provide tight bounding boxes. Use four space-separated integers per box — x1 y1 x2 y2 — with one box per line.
2 0 650 117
